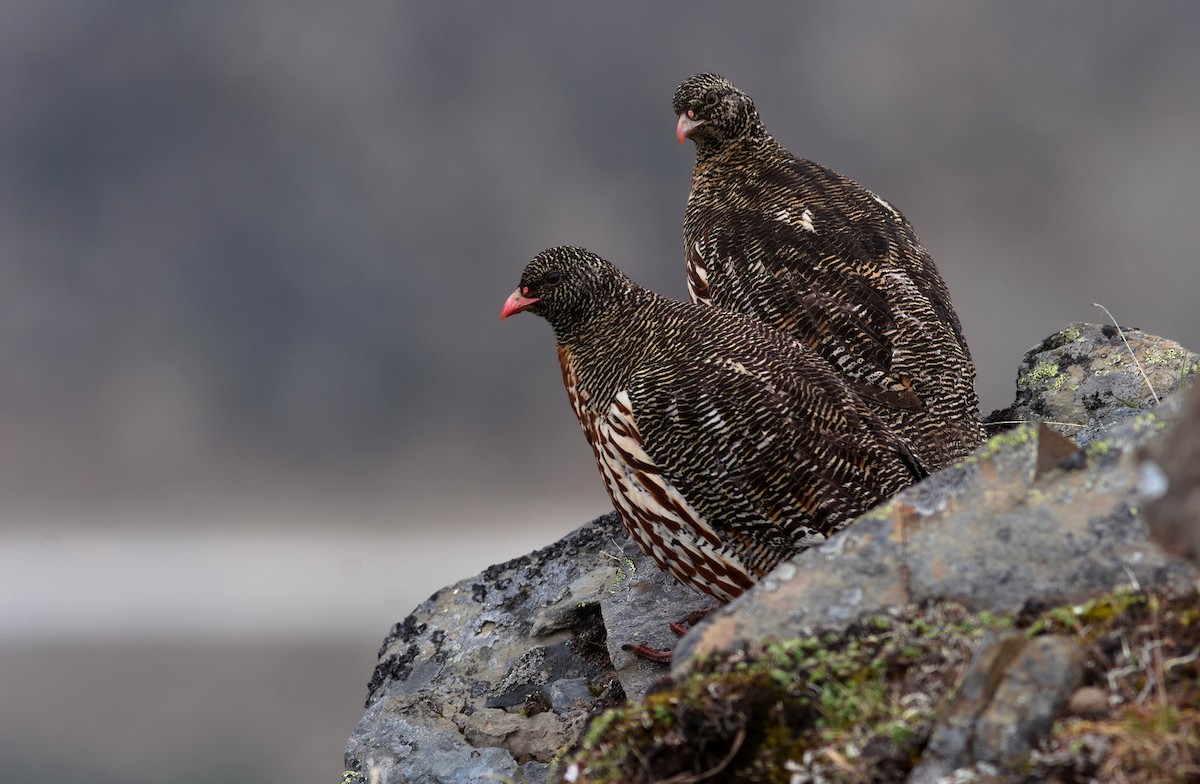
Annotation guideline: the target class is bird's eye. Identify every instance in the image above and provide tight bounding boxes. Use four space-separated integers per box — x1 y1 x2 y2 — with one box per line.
544 271 562 286
704 90 719 107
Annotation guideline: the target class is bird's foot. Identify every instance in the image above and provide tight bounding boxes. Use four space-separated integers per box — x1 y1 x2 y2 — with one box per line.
624 604 720 664
667 605 718 636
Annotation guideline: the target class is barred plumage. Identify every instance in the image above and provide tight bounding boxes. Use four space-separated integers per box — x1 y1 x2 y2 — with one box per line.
674 73 985 469
502 246 927 601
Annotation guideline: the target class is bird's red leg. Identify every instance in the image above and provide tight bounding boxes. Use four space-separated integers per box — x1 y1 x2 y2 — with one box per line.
625 642 675 664
624 604 720 664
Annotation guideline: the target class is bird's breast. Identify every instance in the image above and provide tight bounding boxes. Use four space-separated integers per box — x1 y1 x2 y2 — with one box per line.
557 345 599 438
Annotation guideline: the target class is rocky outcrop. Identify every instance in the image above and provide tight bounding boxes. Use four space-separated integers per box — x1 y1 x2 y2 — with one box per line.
345 511 711 783
343 323 1200 784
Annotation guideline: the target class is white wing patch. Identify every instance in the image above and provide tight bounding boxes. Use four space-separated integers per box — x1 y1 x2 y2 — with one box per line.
798 208 816 233
687 241 713 306
780 207 816 233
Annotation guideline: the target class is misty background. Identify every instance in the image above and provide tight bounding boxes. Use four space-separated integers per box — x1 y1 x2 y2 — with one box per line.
2 2 1198 782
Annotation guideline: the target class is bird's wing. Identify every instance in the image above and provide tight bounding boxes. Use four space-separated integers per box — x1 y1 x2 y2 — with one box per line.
624 347 915 575
687 157 961 411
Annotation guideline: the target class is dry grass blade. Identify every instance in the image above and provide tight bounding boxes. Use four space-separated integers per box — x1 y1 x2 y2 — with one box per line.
1093 302 1160 404
656 723 747 784
987 420 1087 428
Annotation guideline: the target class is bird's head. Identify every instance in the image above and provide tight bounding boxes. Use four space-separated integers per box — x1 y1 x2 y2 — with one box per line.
672 73 765 149
500 246 635 340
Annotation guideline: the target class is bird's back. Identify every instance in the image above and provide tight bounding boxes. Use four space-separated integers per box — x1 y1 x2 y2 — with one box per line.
684 139 985 468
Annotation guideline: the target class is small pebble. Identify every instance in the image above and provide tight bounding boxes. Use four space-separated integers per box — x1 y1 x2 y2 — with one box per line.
1067 686 1111 719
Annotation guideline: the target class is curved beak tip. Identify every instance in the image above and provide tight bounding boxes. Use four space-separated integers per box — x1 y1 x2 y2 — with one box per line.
500 289 540 321
676 113 705 144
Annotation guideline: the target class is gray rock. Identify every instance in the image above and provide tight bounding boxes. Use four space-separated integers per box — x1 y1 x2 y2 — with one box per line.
347 701 520 784
987 321 1198 441
909 634 1085 783
344 511 713 783
545 677 592 713
599 552 716 700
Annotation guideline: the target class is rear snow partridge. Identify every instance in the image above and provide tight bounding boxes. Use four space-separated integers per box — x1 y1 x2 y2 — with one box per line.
674 73 985 469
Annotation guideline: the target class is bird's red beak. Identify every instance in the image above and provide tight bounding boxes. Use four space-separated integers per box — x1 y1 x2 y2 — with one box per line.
500 287 541 321
676 112 705 144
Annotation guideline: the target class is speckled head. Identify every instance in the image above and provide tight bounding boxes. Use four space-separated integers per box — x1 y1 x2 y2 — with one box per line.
500 246 636 341
672 73 767 149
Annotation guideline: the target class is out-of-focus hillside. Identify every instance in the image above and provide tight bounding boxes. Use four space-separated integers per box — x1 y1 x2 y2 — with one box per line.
2 2 1198 530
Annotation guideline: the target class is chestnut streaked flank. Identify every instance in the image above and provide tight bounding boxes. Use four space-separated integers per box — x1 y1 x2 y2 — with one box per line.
673 73 985 469
502 246 927 601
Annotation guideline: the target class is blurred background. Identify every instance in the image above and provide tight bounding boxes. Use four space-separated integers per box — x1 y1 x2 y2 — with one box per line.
1 2 1198 782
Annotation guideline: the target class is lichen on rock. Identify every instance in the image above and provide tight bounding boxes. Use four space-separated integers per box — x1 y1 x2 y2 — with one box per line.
987 321 1199 441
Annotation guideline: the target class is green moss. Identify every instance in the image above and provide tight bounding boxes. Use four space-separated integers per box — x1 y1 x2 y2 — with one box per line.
868 614 893 632
963 609 1013 634
578 706 623 751
557 589 1200 782
1027 586 1146 638
555 604 992 782
882 719 921 746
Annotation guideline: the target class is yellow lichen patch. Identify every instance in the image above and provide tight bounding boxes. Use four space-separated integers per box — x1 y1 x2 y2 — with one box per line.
607 556 637 594
1086 438 1113 458
1141 345 1185 366
1021 360 1062 385
1058 325 1083 343
976 422 1040 460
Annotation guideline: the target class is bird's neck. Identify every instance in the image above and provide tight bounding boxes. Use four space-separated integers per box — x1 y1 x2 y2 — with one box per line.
555 290 659 412
693 131 777 167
